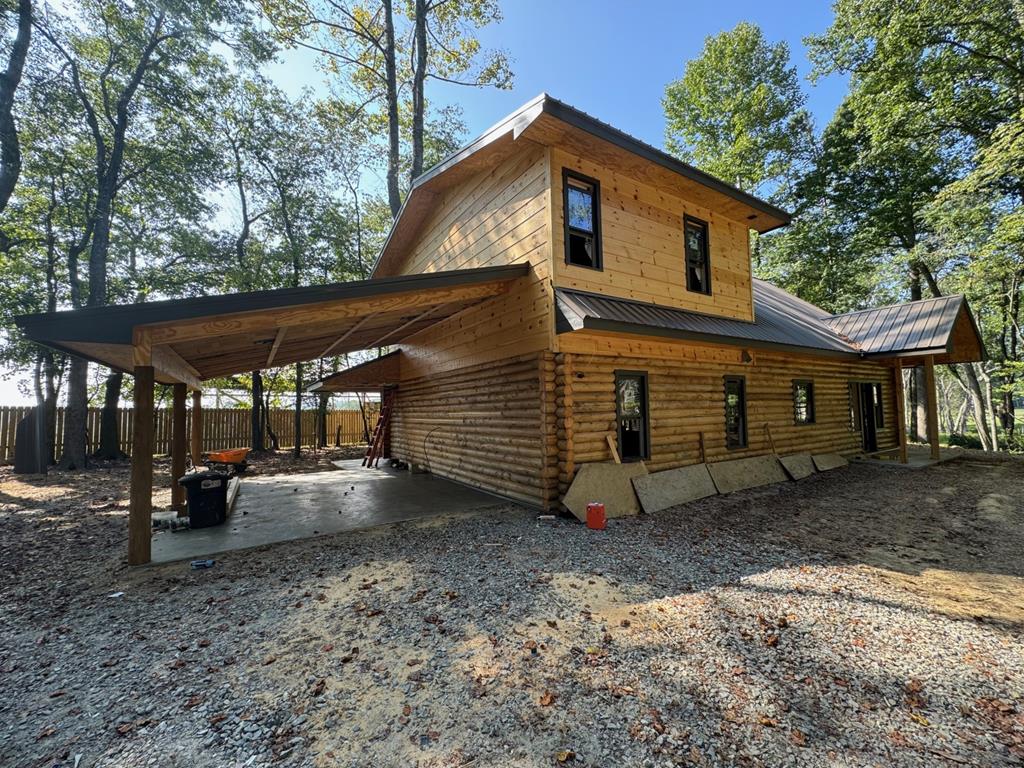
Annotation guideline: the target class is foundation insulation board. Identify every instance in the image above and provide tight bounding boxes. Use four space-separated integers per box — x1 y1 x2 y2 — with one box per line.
632 464 718 514
563 461 647 521
707 456 789 495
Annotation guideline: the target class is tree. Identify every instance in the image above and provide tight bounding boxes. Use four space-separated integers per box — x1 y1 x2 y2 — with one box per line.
808 0 1024 449
663 22 813 202
0 0 31 213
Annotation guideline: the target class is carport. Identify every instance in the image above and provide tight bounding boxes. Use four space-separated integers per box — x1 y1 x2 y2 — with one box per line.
15 264 530 564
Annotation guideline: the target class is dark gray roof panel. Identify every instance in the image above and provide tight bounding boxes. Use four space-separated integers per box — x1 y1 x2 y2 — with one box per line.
826 295 964 355
555 281 859 357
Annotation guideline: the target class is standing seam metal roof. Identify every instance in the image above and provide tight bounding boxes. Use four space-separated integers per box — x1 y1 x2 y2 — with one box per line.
824 295 965 355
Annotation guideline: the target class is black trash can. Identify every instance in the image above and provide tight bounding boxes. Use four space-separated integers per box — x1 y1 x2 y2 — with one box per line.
178 471 230 528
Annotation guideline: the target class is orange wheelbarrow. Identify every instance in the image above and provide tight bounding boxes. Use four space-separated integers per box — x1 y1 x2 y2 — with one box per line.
202 448 251 475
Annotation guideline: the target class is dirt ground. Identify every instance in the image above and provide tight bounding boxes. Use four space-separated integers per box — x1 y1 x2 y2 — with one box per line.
1 451 1022 767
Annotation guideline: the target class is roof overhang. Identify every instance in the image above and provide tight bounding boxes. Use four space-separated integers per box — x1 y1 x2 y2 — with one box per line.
308 350 402 393
16 264 530 386
372 94 791 277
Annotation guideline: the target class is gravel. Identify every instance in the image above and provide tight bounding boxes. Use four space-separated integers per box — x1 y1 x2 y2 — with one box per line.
1 454 1022 767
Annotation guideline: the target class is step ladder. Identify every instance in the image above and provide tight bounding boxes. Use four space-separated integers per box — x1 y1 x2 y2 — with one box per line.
362 390 395 468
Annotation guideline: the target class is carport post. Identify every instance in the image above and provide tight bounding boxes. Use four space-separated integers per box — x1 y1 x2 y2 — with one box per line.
892 361 908 463
129 363 155 566
924 355 941 460
191 390 203 466
171 383 187 515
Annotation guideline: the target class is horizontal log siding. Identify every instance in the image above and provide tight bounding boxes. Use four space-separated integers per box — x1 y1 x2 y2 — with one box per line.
390 353 557 508
551 147 755 322
556 342 898 481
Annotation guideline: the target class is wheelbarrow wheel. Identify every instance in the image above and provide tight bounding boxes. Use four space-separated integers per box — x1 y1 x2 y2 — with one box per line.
236 461 248 474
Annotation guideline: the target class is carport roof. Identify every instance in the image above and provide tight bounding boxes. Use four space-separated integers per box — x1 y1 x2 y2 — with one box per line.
15 264 529 387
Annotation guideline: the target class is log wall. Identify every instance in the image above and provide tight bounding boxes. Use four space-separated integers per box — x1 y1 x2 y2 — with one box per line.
389 353 558 508
556 333 899 493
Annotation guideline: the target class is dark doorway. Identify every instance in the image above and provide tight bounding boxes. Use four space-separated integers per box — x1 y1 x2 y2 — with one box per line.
858 383 879 452
615 371 649 461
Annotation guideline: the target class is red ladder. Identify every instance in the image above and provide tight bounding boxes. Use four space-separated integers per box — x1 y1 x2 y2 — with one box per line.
362 391 394 468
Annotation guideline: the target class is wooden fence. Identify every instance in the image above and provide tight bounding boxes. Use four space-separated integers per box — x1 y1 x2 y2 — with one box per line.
0 405 378 463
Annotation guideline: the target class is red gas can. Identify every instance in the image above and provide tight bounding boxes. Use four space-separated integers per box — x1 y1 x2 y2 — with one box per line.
586 502 606 530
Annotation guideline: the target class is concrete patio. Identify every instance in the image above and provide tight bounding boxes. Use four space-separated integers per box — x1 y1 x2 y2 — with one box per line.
150 459 504 564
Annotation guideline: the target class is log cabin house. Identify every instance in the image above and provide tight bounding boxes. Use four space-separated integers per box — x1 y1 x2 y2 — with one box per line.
16 94 985 564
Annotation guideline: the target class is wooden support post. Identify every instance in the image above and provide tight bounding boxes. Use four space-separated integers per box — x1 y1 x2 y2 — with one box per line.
171 383 187 515
924 356 941 460
892 362 908 464
191 390 203 465
128 364 155 566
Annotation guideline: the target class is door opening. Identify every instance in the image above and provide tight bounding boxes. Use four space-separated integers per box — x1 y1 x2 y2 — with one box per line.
615 371 649 461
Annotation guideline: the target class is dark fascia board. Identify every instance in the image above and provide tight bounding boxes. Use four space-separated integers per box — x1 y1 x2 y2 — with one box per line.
15 264 530 346
307 350 401 391
370 93 791 276
575 317 862 360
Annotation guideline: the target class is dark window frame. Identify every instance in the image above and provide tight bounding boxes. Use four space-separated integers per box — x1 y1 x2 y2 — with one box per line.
614 369 650 461
793 379 816 425
848 380 884 431
562 168 602 271
684 214 712 295
724 375 748 449
872 382 884 428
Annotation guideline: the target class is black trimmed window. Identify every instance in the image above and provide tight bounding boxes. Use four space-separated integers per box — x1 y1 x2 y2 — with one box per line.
563 169 601 270
724 376 747 449
615 370 649 461
793 380 815 425
684 215 711 294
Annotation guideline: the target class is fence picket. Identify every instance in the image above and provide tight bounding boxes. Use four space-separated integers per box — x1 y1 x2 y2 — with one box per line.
0 406 378 464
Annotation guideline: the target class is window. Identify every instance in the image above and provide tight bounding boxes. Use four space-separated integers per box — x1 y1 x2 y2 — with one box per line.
724 376 747 449
563 170 601 269
793 380 815 424
615 371 649 461
684 216 711 294
872 383 884 428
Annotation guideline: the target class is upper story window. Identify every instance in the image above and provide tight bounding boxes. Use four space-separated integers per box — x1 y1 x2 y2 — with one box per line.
684 215 711 294
563 169 601 270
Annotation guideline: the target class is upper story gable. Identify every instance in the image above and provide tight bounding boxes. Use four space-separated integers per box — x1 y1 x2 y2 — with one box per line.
371 94 790 324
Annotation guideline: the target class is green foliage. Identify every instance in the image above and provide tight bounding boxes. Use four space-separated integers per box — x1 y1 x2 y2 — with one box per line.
663 22 814 200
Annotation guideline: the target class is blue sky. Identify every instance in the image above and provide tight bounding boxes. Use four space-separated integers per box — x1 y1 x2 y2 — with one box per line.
270 0 846 158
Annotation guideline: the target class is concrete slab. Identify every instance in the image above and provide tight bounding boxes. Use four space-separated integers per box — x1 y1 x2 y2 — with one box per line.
812 453 849 472
632 464 717 514
779 454 816 481
563 461 647 521
150 460 502 563
707 456 788 495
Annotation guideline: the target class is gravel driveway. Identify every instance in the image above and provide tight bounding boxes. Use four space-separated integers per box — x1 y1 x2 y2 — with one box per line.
1 453 1022 767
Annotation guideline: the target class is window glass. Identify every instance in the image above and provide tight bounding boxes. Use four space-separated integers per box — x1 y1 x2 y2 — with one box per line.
685 218 710 294
567 181 594 233
793 380 815 424
564 173 600 269
724 376 747 448
872 383 884 427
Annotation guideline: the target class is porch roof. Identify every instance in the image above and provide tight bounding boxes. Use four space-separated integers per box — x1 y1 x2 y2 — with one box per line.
15 264 529 387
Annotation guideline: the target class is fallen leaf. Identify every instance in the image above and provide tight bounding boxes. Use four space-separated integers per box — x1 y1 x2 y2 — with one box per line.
759 715 778 727
555 749 576 763
540 690 557 707
909 712 930 727
311 679 326 697
790 729 807 747
262 655 276 666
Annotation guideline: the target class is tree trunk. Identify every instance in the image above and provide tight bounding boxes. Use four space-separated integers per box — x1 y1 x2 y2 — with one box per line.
94 370 126 459
251 369 264 452
383 0 402 218
912 366 928 442
411 0 427 181
0 0 30 213
58 356 89 469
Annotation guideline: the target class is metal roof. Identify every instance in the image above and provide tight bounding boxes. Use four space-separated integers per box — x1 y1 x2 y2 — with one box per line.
825 295 966 356
555 281 859 358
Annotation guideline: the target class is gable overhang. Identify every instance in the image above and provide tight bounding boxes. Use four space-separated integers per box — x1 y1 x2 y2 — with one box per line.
371 94 791 277
15 264 530 386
